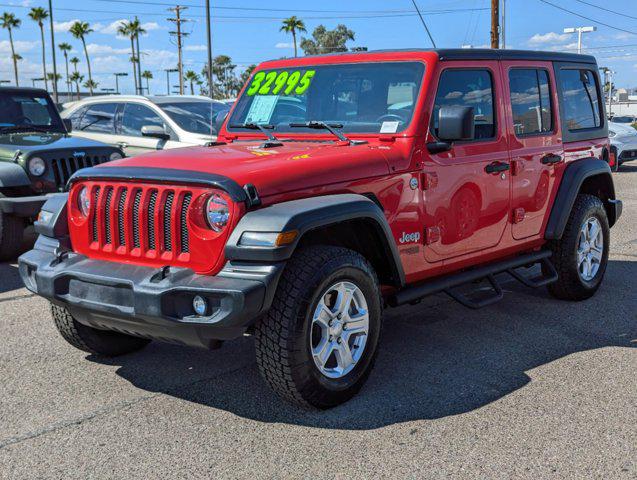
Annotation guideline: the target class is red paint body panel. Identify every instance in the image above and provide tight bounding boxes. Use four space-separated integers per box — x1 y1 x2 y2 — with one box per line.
66 50 609 286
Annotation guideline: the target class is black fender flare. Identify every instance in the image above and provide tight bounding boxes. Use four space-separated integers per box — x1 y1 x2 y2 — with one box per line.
225 193 405 286
0 162 31 188
545 158 618 240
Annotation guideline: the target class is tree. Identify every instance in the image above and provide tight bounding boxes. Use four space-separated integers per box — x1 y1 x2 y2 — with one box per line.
46 72 62 83
70 56 79 74
69 21 94 95
118 19 146 94
69 71 83 99
240 64 256 86
184 70 200 95
280 16 306 58
141 70 153 94
59 42 72 95
0 12 21 86
28 7 49 91
130 18 146 94
83 78 98 92
300 24 355 55
211 55 235 98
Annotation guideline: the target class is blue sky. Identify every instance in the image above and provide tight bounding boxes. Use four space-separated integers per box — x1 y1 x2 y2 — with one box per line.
1 0 637 94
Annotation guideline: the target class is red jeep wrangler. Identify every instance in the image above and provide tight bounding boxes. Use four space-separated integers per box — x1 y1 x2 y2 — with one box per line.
20 49 622 408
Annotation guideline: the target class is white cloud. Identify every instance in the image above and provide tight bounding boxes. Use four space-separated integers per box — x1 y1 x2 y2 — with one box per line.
0 40 38 54
53 19 80 33
184 44 207 52
528 32 572 45
86 43 130 55
99 19 164 36
275 42 293 49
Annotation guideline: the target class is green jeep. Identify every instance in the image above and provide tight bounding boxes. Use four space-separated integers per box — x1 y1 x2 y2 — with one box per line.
0 87 123 259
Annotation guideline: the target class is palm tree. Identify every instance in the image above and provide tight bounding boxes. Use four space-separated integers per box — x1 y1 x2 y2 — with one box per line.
28 7 49 91
141 70 153 94
83 78 98 93
130 18 146 94
280 16 306 57
69 21 94 94
0 13 21 85
70 56 79 74
184 70 200 95
69 71 83 99
59 42 72 96
117 21 138 94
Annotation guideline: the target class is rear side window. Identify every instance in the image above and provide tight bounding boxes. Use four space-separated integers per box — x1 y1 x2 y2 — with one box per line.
121 103 165 137
558 69 601 131
509 69 553 136
432 69 495 140
78 103 118 133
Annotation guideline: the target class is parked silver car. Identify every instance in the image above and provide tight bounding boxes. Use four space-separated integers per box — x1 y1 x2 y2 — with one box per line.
609 121 637 171
61 95 230 157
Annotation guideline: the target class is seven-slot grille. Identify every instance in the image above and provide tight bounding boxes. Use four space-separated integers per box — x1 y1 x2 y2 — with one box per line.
50 155 108 188
88 183 194 257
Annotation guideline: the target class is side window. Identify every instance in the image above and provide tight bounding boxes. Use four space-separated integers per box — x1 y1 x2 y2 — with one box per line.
67 106 89 130
79 103 118 133
121 103 165 137
559 69 601 131
509 69 553 136
432 69 495 140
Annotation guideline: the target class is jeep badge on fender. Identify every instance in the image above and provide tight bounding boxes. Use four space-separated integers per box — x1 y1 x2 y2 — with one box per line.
19 49 621 409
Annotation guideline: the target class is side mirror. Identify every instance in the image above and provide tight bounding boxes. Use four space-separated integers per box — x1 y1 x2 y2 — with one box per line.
213 110 229 134
63 118 72 132
141 125 170 141
438 106 475 142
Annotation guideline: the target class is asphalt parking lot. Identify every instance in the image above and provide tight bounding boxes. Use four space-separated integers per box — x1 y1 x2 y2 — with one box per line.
0 169 635 479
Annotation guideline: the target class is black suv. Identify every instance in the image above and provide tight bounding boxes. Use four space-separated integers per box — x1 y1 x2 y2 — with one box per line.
0 87 123 259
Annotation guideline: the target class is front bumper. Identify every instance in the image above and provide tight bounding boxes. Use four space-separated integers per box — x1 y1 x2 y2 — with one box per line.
19 236 284 348
0 193 56 217
611 136 637 163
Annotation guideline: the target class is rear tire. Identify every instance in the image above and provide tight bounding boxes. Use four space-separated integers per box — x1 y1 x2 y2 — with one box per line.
51 304 150 356
255 246 382 409
547 194 610 301
0 210 24 261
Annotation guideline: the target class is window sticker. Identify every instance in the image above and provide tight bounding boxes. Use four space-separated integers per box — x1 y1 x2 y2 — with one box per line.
380 121 400 133
245 95 279 124
246 70 316 96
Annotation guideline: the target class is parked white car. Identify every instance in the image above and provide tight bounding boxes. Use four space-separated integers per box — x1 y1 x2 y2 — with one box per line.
609 121 637 171
61 95 230 157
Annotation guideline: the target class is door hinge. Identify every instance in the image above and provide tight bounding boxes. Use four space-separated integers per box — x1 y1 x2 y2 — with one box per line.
513 207 526 224
421 172 439 190
510 159 522 176
425 226 441 245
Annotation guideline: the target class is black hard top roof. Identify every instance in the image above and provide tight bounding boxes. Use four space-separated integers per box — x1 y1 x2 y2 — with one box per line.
287 48 597 65
0 86 50 94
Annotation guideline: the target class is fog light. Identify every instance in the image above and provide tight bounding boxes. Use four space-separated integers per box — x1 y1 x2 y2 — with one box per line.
192 295 208 316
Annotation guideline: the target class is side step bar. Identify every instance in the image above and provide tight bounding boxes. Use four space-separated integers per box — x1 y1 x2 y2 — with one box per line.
388 250 557 309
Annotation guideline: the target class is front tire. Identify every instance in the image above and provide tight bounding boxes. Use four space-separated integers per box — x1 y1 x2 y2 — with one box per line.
547 194 610 301
255 246 382 409
0 210 24 261
51 304 150 356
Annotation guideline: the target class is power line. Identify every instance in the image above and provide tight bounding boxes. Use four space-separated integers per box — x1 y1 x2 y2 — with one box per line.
411 0 436 48
537 0 636 36
572 0 637 22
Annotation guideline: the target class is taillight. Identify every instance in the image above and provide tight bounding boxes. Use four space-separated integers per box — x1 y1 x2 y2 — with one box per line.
609 151 616 167
204 191 231 232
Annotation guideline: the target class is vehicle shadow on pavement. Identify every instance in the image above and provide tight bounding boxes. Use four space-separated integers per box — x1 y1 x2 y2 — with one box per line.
87 259 637 430
0 262 25 294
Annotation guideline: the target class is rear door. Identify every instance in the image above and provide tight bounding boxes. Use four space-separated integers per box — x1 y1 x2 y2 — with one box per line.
502 61 563 240
422 62 511 262
72 102 120 147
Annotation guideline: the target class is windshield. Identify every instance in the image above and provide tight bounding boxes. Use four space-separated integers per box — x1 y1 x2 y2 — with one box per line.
611 116 634 123
0 91 64 133
227 62 425 135
159 101 229 135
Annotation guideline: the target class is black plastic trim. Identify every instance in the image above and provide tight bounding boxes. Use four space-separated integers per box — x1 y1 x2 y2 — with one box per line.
33 193 69 237
0 194 54 217
0 162 31 188
68 167 249 204
545 158 615 240
225 194 406 286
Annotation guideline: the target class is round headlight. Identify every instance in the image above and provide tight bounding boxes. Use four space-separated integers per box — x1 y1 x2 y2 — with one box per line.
78 186 90 217
205 194 229 232
109 152 123 161
28 157 45 176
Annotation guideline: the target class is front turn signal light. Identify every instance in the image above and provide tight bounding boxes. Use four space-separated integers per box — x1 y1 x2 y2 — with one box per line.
238 230 298 247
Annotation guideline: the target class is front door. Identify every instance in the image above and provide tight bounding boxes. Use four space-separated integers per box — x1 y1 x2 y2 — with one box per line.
502 61 564 240
117 103 181 157
422 63 511 263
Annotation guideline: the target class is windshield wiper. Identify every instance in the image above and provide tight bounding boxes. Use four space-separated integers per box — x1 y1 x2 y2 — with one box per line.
0 125 53 134
289 121 358 144
228 122 282 147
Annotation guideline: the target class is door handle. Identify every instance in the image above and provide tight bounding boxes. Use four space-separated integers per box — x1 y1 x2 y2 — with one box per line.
117 142 128 149
541 153 562 165
485 161 510 174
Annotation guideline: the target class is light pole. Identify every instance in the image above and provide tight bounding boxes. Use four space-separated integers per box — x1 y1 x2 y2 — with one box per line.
114 72 128 94
32 77 45 88
164 68 178 95
101 88 116 94
48 0 59 103
563 26 596 54
205 0 213 99
0 80 10 85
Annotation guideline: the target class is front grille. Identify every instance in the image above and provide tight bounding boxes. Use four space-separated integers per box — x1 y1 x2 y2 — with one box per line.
50 155 108 188
87 183 194 257
619 149 637 160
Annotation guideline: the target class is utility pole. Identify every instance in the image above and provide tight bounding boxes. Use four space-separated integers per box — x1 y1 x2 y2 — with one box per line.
490 0 499 49
48 0 59 103
501 0 506 49
563 26 596 54
135 16 143 96
205 0 214 98
168 5 188 95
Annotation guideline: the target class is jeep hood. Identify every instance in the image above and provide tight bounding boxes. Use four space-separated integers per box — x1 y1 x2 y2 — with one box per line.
102 141 393 197
0 133 112 161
